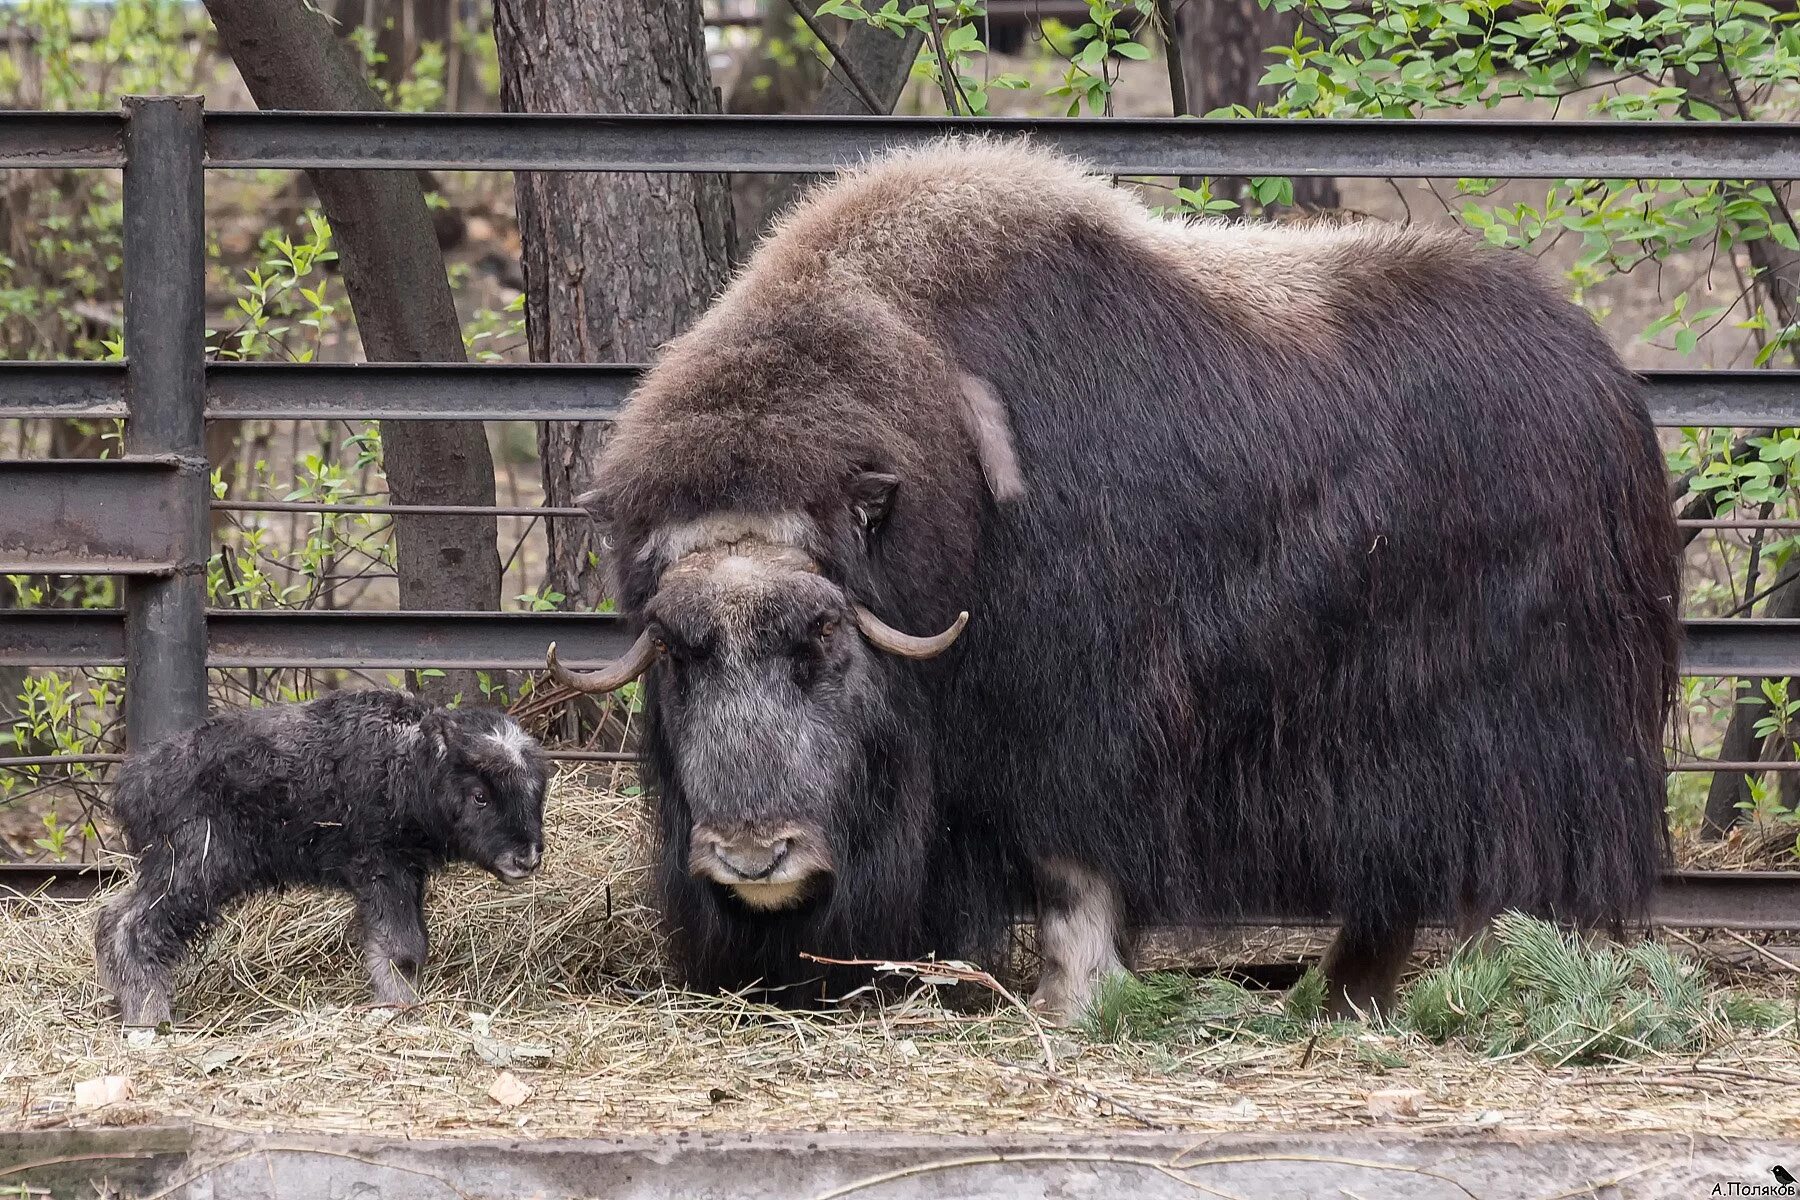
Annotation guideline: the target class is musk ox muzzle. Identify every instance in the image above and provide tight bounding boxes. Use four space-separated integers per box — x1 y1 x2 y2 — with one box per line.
689 823 834 910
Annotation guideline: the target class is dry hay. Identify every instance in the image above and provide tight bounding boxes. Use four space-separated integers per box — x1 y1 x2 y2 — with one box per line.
1676 820 1800 872
0 767 1797 1140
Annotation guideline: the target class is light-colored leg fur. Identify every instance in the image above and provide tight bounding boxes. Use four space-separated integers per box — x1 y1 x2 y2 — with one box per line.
94 894 177 1027
355 876 428 1008
1029 859 1128 1027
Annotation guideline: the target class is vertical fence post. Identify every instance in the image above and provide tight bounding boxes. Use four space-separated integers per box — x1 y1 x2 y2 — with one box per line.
121 96 208 748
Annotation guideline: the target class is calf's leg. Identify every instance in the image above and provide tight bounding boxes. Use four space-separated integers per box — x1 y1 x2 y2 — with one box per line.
355 874 428 1007
1029 858 1128 1027
1320 916 1417 1019
95 879 209 1027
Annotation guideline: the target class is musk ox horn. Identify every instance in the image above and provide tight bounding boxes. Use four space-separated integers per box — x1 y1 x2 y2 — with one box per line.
545 633 659 694
852 605 969 660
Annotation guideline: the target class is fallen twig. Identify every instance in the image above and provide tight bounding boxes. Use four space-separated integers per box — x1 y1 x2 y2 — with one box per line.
1720 928 1800 975
799 953 1058 1072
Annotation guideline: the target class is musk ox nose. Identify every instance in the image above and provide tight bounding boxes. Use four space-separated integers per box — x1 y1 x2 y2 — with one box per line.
707 833 791 882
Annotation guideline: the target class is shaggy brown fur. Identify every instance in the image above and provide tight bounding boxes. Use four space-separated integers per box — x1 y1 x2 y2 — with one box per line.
587 138 1679 1019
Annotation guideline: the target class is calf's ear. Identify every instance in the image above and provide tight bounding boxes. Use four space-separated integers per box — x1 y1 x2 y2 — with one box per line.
848 470 900 533
417 711 452 760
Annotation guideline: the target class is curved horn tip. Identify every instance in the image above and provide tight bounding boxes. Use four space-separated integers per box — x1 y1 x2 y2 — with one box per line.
853 604 970 660
545 629 659 694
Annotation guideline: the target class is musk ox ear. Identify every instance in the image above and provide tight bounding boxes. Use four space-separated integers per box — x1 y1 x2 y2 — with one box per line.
848 470 900 533
958 374 1024 503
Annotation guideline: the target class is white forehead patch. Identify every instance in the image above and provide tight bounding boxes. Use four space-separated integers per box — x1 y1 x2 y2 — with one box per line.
641 512 814 564
484 721 536 769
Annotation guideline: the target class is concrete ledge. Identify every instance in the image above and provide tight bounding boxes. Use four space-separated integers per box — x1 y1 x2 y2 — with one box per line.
7 1126 1799 1199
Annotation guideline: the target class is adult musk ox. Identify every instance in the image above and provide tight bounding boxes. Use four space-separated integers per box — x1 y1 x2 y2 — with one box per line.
548 138 1679 1020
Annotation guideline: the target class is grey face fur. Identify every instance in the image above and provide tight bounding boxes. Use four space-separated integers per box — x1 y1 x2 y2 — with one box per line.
645 542 893 911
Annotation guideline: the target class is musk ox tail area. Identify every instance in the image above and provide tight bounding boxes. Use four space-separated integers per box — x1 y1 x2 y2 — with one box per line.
598 136 1679 1000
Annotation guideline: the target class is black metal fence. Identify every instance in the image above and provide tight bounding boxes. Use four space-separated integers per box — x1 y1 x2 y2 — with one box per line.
3 98 1799 924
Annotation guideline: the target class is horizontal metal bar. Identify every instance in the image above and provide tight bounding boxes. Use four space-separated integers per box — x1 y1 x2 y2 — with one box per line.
0 611 125 666
201 610 632 670
1681 619 1800 676
1641 370 1800 426
0 754 123 768
3 612 1800 674
0 362 127 418
0 363 1790 427
1652 870 1800 931
1679 520 1800 530
1203 872 1800 931
204 362 636 421
202 112 1800 179
1669 760 1800 770
0 111 124 168
213 500 586 517
0 610 629 669
0 862 123 901
0 458 197 574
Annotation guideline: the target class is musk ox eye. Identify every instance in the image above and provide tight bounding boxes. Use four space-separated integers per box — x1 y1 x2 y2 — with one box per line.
470 785 489 809
816 618 837 643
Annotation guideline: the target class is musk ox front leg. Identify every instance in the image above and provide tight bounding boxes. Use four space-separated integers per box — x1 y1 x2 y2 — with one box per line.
353 873 429 1008
1029 859 1128 1026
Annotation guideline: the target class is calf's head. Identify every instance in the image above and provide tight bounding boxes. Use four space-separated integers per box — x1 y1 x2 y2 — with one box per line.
548 539 964 913
430 709 548 883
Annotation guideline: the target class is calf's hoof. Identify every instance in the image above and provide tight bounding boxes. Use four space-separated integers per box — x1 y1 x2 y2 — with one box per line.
117 990 173 1029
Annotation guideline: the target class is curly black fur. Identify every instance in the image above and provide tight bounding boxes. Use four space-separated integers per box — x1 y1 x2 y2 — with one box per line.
95 690 547 1026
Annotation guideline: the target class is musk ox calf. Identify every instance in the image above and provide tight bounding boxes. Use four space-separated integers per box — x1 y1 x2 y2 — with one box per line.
95 691 547 1026
548 138 1678 1021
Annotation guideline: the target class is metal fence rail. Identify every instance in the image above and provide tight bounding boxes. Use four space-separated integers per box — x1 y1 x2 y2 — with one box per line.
8 363 1800 426
3 101 1800 922
19 109 1800 178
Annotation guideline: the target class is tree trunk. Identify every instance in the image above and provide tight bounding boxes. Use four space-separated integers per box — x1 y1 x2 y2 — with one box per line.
206 0 502 700
493 0 734 609
1172 0 1339 211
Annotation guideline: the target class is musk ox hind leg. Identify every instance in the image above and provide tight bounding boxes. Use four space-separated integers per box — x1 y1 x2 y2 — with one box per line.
354 873 429 1008
1320 917 1418 1019
1029 859 1129 1027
